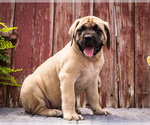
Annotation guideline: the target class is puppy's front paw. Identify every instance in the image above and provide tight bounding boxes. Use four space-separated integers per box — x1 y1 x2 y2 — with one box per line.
94 109 111 115
64 113 84 121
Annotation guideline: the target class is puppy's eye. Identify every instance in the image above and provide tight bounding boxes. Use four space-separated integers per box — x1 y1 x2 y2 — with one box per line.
93 25 102 36
77 29 82 35
96 29 102 35
77 26 86 35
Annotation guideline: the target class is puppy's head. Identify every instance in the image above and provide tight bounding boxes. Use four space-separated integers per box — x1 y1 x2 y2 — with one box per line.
69 16 110 57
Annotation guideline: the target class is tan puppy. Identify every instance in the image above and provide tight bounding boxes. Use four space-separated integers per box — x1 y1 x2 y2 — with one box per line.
20 16 111 121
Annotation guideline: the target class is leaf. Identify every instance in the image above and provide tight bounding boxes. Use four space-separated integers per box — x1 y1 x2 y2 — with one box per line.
0 75 20 86
0 38 15 50
0 22 7 28
0 66 23 75
0 70 22 87
0 82 21 87
9 76 17 84
0 53 10 63
0 27 18 33
0 22 17 33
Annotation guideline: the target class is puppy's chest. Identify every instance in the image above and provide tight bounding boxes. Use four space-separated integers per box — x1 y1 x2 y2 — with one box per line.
82 64 98 79
75 62 99 90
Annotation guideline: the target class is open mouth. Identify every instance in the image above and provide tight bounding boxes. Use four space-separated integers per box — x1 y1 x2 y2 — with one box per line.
77 43 104 57
83 46 94 57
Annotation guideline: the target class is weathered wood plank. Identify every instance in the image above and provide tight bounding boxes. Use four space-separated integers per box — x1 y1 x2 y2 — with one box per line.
0 3 15 30
32 3 54 71
75 2 92 19
95 2 117 108
0 3 15 107
116 2 135 108
52 2 73 55
11 3 35 107
135 3 150 108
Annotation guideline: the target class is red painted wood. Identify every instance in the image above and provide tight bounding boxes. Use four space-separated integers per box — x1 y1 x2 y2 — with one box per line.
13 3 35 76
32 3 54 71
116 2 135 108
75 2 91 19
1 2 150 108
0 3 15 107
0 3 15 29
95 3 117 108
11 3 35 107
135 3 150 108
52 2 73 55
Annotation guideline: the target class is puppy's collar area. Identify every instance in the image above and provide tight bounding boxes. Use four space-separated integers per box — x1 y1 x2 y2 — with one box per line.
77 42 104 57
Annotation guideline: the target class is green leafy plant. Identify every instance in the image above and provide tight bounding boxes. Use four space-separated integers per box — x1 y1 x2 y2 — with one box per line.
0 21 22 87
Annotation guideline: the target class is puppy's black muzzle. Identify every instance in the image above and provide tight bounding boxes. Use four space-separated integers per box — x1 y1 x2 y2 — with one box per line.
77 33 104 57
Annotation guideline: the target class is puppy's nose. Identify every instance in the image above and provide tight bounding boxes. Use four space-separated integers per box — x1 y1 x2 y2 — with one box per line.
84 35 93 41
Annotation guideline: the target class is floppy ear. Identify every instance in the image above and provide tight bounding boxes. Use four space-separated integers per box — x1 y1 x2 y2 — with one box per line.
104 22 111 50
68 19 80 46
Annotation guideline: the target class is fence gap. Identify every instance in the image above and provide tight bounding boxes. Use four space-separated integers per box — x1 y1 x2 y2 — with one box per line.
52 2 56 56
31 3 36 73
133 0 136 108
114 2 120 108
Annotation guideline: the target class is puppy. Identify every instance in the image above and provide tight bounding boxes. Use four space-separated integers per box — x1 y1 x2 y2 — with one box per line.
20 16 111 121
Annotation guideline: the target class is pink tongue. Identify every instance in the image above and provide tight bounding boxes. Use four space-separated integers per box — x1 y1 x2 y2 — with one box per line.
83 46 94 57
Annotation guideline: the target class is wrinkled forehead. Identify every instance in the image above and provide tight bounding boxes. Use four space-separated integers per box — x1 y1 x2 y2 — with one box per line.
76 17 105 30
80 18 95 27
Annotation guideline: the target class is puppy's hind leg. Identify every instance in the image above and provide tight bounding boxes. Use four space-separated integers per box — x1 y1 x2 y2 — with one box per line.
35 98 63 117
21 81 62 117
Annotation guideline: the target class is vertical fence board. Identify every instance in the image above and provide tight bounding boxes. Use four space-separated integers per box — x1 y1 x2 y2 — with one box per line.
116 2 135 108
95 2 117 108
135 3 150 108
52 2 73 55
32 3 54 71
11 3 35 107
0 3 15 28
75 2 91 19
0 3 15 107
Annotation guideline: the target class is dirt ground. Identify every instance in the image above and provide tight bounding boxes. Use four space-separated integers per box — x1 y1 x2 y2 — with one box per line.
0 108 150 125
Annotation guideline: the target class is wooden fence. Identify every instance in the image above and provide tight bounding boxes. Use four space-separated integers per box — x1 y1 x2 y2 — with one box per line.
0 1 150 108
